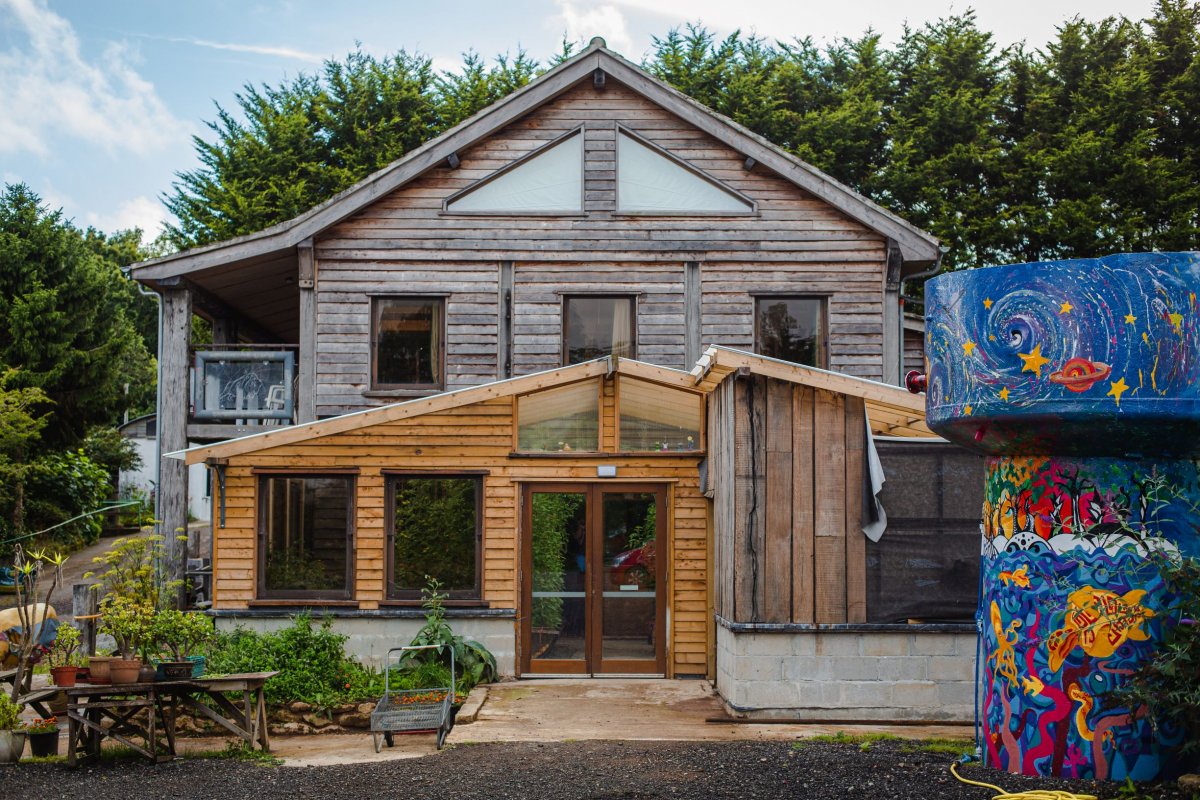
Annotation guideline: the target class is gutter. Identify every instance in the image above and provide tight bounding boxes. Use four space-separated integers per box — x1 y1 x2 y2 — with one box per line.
895 248 946 378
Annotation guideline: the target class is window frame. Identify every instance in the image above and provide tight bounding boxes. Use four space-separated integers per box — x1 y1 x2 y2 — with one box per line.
369 295 447 391
384 471 485 604
752 294 830 369
561 294 638 366
512 376 605 454
255 471 356 602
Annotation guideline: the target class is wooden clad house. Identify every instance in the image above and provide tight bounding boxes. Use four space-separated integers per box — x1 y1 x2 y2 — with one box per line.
133 39 979 718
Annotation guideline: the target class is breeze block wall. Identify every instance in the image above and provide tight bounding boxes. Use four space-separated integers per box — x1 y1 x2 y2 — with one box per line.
925 252 1200 782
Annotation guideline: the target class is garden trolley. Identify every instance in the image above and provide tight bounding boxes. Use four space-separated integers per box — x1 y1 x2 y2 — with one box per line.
370 645 455 752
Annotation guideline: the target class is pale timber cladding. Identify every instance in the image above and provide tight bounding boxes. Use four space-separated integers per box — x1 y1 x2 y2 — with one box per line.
210 390 710 676
708 374 867 625
314 80 888 414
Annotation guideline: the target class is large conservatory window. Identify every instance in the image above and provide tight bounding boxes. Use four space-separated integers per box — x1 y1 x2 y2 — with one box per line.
258 475 354 599
616 130 754 214
618 378 702 452
372 297 443 389
389 475 482 601
564 296 635 364
516 379 601 453
445 131 583 213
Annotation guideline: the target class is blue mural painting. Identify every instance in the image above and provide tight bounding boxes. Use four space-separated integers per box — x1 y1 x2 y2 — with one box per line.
924 253 1200 781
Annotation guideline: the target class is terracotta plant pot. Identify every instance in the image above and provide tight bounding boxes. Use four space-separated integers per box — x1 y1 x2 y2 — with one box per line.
28 730 58 758
108 657 143 685
50 666 79 687
88 656 113 684
0 730 26 764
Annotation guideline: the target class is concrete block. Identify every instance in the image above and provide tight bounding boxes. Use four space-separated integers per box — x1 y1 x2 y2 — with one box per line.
743 633 795 657
838 681 894 709
791 635 817 656
816 657 880 681
813 634 861 657
877 656 929 681
928 655 975 682
781 656 821 681
910 633 959 655
734 656 782 682
859 635 908 658
740 679 799 708
888 680 940 709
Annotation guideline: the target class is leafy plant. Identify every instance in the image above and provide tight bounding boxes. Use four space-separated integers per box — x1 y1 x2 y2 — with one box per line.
46 623 81 669
20 717 57 734
1115 553 1200 763
99 594 153 659
0 693 20 731
151 609 213 661
401 578 497 691
85 533 180 610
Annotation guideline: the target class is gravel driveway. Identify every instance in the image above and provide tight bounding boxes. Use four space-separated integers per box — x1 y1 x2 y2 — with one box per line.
4 739 1193 799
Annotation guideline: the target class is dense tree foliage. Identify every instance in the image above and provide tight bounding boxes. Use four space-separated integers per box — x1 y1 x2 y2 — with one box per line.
165 3 1200 270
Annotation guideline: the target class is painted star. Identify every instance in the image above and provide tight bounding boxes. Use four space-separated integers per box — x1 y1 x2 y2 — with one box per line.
1107 377 1129 407
1059 301 1074 315
983 298 993 310
962 341 977 356
1018 344 1051 377
964 405 973 416
1124 313 1137 324
1169 312 1184 332
998 387 1010 402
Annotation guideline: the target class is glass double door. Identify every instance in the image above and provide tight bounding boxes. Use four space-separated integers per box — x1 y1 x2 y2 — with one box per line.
522 484 666 675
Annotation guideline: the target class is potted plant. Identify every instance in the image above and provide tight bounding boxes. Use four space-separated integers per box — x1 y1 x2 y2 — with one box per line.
22 717 59 758
0 692 24 764
152 609 213 679
46 624 82 687
99 595 152 684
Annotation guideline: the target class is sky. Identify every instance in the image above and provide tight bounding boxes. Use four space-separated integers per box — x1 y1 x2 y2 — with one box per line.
0 0 1159 243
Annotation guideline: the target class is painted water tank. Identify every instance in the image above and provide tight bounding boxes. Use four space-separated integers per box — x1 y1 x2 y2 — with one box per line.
924 252 1200 781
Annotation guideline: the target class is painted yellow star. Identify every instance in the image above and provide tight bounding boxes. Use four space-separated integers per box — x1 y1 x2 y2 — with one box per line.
964 405 973 416
1169 312 1184 332
963 341 977 356
998 387 1010 401
1018 343 1051 377
983 298 993 310
1124 313 1137 324
1059 301 1074 315
1107 377 1129 407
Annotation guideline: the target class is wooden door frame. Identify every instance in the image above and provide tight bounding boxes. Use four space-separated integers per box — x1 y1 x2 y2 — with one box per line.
519 482 667 676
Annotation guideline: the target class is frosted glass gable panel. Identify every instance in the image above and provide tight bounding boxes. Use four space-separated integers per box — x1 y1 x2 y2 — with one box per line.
617 132 753 213
446 132 582 213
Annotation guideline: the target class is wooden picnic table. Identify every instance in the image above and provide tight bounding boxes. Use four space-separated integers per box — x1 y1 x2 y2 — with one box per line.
64 671 278 767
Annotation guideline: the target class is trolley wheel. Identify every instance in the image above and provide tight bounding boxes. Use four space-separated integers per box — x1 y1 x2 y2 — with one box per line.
384 731 394 748
373 732 382 754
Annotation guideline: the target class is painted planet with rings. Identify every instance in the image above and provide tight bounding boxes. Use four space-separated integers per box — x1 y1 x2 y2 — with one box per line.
1047 357 1112 392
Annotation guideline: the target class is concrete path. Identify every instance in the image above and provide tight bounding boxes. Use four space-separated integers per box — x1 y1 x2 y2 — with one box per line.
174 679 972 768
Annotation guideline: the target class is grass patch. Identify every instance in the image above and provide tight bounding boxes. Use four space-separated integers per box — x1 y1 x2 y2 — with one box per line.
20 754 66 764
902 737 975 757
182 741 282 766
793 731 904 751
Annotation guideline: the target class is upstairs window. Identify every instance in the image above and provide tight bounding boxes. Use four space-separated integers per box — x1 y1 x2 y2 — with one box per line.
563 296 635 365
372 297 443 389
755 296 826 368
444 130 583 214
616 129 754 214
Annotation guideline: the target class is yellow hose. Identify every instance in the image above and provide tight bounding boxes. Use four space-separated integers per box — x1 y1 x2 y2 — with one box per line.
950 761 1099 800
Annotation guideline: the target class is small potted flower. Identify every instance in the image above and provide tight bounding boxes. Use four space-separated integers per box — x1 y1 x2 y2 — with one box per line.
22 717 59 758
0 693 24 764
99 595 153 684
151 609 213 679
47 624 83 687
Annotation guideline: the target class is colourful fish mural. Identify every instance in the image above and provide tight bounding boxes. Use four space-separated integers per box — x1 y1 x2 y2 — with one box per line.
925 255 1200 783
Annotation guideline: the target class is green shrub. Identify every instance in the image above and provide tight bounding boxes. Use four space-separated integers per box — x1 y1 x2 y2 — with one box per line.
401 578 497 690
0 692 20 731
204 615 383 706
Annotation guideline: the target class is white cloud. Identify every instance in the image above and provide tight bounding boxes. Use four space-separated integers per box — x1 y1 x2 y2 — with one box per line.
165 37 326 64
0 0 189 157
550 1 635 57
85 195 170 239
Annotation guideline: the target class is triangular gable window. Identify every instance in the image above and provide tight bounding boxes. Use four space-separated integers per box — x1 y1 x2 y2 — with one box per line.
445 131 582 213
617 130 754 214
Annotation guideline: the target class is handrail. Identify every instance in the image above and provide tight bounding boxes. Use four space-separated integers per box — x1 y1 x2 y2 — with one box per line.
0 500 143 547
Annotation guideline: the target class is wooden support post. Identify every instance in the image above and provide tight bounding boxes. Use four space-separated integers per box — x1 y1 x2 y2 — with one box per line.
883 239 903 385
211 317 239 345
498 261 514 379
684 261 701 367
72 584 97 656
160 285 192 608
297 240 317 423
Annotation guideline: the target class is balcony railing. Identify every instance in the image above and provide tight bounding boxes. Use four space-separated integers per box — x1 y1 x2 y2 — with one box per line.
192 349 296 422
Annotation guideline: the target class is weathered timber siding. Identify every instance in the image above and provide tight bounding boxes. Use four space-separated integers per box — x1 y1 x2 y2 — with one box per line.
313 79 888 414
211 387 708 677
712 373 867 624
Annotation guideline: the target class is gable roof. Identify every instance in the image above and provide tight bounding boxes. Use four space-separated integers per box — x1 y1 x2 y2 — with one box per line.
176 349 933 465
131 38 939 283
